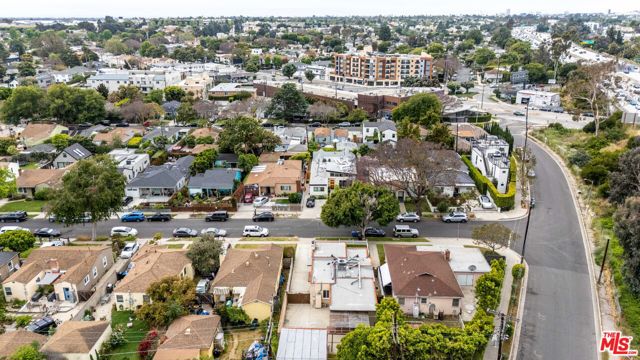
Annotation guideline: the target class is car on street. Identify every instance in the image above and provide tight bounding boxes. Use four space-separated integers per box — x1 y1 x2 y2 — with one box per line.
111 226 138 237
147 213 172 222
253 211 275 222
242 225 269 237
306 196 316 208
351 227 386 239
396 212 420 223
478 196 493 209
337 121 351 127
527 168 536 177
201 227 228 237
27 317 56 334
205 211 229 222
442 212 468 223
308 122 322 128
0 211 28 223
173 227 198 238
253 196 269 207
48 213 91 223
0 226 29 234
393 225 419 238
196 279 210 294
33 228 61 238
513 111 525 116
120 242 140 259
121 211 145 222
41 240 65 247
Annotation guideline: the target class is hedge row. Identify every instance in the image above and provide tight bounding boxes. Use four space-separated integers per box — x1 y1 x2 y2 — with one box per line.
462 155 517 210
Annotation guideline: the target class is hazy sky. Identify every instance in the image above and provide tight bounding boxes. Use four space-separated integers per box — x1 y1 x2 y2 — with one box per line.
3 0 638 18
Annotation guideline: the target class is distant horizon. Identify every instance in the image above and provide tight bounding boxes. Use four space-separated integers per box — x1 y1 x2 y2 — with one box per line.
2 0 639 19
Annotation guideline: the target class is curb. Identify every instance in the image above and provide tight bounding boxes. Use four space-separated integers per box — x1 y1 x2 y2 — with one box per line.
530 136 602 360
509 259 529 360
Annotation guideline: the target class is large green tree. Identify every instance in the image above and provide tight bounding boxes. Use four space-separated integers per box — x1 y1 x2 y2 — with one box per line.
187 235 223 276
0 167 17 198
1 86 47 124
217 116 281 155
281 63 297 79
164 86 186 102
0 230 36 253
10 342 45 360
49 156 126 240
266 83 308 121
614 196 640 295
46 84 106 124
321 181 399 236
175 101 198 125
391 93 442 127
136 276 196 327
190 148 218 175
471 223 518 254
609 148 640 204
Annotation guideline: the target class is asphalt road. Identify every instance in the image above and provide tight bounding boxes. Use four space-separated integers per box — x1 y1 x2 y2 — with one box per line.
18 216 510 240
508 131 597 360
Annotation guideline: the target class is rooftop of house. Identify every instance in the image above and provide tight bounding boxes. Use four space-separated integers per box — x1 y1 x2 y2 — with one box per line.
212 244 283 305
276 328 328 360
0 251 18 265
93 127 143 145
430 246 491 274
188 168 238 190
314 127 331 137
382 244 463 298
155 315 221 360
244 160 303 187
61 143 92 160
210 82 252 92
190 127 220 139
309 149 356 185
0 330 48 358
41 321 110 355
3 246 111 286
363 120 397 132
114 246 191 293
128 156 194 189
16 168 66 189
20 123 66 142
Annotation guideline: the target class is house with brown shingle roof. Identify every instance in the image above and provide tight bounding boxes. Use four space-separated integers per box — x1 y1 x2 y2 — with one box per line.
0 329 48 358
190 127 220 141
16 168 67 198
20 123 68 147
113 246 194 310
212 244 283 321
92 126 144 146
41 320 111 360
379 245 463 317
2 246 113 304
244 160 303 196
154 315 224 360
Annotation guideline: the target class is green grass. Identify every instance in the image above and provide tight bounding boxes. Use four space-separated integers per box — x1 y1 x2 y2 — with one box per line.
376 244 385 264
235 243 297 258
108 310 149 360
315 236 430 242
455 91 478 98
20 248 34 258
21 163 41 170
275 199 290 204
166 244 185 249
0 200 48 213
239 237 297 242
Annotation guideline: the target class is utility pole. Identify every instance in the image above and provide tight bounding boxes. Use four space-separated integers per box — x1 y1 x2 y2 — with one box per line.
522 97 530 162
487 309 516 360
598 237 611 284
520 199 533 264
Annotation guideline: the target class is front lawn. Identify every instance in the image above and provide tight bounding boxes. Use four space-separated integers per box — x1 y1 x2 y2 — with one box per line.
0 200 48 213
108 310 150 360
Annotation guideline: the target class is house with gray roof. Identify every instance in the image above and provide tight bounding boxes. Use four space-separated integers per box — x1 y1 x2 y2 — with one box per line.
53 143 92 169
125 156 194 202
0 251 19 282
362 120 397 144
188 168 242 198
142 126 189 145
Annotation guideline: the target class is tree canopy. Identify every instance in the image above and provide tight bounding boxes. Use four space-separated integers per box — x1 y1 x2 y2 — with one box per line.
471 223 518 253
187 235 224 275
217 116 281 155
266 83 308 122
391 93 442 127
0 230 36 253
1 86 48 124
614 196 640 295
136 276 196 327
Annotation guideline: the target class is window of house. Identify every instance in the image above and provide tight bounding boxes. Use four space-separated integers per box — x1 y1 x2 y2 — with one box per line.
281 185 292 191
398 297 405 305
92 266 98 278
421 298 427 304
313 186 324 192
322 290 330 299
116 295 123 303
4 287 12 296
103 256 108 268
83 275 90 285
452 299 460 307
8 260 14 271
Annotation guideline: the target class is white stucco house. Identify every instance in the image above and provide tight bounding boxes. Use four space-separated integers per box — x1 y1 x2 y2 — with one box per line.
362 120 397 144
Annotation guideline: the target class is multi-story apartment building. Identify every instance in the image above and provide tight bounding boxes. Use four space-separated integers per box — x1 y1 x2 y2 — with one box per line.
330 51 433 86
87 70 182 93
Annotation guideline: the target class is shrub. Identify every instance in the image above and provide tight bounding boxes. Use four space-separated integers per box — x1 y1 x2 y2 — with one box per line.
548 122 568 133
436 201 449 213
462 155 516 210
14 315 32 328
583 136 611 153
512 264 525 280
604 127 627 142
216 304 250 326
580 164 609 185
627 136 640 149
287 192 302 204
33 188 54 201
569 151 591 167
127 136 143 148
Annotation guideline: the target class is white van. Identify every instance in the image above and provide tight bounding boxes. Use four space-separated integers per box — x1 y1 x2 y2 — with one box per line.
393 225 419 238
242 225 269 237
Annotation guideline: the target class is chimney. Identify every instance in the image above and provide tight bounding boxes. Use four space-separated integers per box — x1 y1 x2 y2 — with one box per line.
245 261 250 267
444 249 451 261
184 328 191 335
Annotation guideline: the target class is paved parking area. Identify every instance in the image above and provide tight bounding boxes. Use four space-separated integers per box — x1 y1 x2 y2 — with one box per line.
289 244 310 293
283 304 330 329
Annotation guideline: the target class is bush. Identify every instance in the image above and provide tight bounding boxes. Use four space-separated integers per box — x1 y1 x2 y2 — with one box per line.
512 264 525 280
287 192 302 204
127 136 143 148
436 201 449 213
34 188 54 201
547 122 568 133
569 151 591 167
14 315 32 328
216 304 250 326
580 164 609 185
462 155 516 210
627 136 640 149
583 136 611 153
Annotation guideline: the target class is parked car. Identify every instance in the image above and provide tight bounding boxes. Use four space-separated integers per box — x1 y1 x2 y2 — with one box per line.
442 212 468 223
201 227 228 237
306 196 316 208
111 226 138 237
31 292 44 302
205 211 229 222
308 122 322 128
48 213 91 223
253 211 275 222
0 226 29 234
121 211 145 222
242 225 269 237
27 317 56 334
396 212 420 223
173 227 198 238
147 213 172 222
351 227 386 239
253 196 269 207
337 121 351 127
527 168 536 177
478 196 493 209
41 240 65 247
243 193 255 204
196 279 210 295
33 228 61 238
393 225 419 238
122 196 133 206
0 211 28 223
120 242 140 259
513 111 525 116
